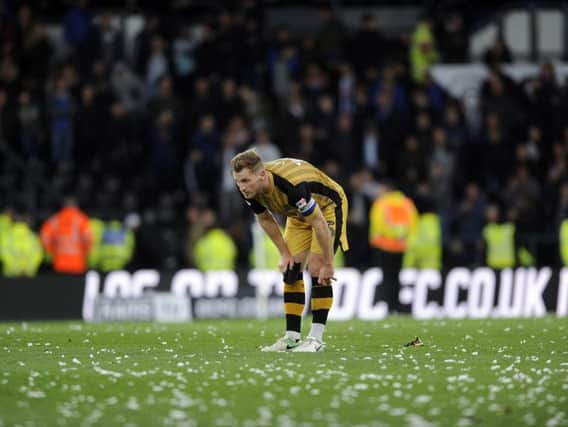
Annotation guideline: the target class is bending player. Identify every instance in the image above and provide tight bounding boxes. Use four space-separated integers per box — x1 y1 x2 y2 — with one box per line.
231 149 348 352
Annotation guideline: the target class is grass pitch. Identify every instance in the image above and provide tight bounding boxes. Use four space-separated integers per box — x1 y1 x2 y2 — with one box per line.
0 317 567 427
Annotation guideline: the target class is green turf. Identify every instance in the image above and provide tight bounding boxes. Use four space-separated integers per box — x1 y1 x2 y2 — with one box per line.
0 317 567 427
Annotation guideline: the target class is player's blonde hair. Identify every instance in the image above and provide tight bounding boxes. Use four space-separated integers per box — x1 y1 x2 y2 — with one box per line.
230 148 264 173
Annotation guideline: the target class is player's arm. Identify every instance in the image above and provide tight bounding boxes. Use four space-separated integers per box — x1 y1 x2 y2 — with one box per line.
304 207 334 267
304 207 335 285
289 183 335 284
256 210 294 272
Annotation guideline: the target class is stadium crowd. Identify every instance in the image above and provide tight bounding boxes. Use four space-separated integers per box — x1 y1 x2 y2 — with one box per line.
1 0 568 275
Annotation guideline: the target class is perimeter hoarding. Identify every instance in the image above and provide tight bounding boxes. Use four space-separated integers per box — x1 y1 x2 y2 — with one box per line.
1 267 566 321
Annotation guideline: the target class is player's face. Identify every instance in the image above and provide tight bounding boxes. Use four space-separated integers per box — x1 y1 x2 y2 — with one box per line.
234 168 264 199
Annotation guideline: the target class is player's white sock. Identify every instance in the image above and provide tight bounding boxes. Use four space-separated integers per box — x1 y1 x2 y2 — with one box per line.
286 330 301 341
308 323 325 341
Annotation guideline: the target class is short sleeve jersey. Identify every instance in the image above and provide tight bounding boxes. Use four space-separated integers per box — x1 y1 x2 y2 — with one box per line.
242 158 345 221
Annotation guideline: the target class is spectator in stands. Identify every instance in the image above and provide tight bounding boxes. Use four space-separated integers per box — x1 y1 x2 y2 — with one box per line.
147 109 178 191
346 168 378 268
311 93 336 143
314 5 346 64
0 88 17 144
132 14 161 76
172 26 198 97
276 84 307 153
443 103 467 150
48 76 76 165
397 135 426 194
251 129 281 162
185 114 221 200
15 5 53 87
63 0 92 48
145 35 169 97
483 36 513 68
63 0 95 74
450 182 487 267
16 89 42 160
217 78 245 130
147 76 182 132
40 196 92 274
104 101 138 178
528 61 561 139
361 121 380 174
429 127 455 217
437 10 468 63
480 113 512 195
330 114 356 174
73 84 99 166
239 85 269 132
350 13 386 74
214 11 241 78
218 122 250 225
502 164 541 250
110 62 145 113
89 13 123 68
337 62 356 116
516 125 543 179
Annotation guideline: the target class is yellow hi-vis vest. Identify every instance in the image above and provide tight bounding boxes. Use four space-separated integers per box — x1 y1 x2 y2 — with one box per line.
0 213 12 261
99 220 135 272
560 219 568 265
87 218 105 269
483 222 515 269
0 222 43 277
194 228 237 272
403 213 441 269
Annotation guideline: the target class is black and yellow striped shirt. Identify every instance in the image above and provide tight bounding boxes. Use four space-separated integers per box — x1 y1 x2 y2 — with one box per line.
242 158 346 221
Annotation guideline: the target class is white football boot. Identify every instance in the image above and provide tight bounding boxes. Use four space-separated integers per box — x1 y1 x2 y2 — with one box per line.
260 335 300 352
291 336 324 352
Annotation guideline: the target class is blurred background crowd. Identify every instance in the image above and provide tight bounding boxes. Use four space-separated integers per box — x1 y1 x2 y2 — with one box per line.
2 0 568 276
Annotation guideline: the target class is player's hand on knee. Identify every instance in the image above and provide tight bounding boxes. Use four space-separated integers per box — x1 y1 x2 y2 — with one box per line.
279 252 295 273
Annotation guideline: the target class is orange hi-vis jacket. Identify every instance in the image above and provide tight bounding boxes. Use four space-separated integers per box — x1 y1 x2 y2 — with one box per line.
40 207 93 274
369 191 419 253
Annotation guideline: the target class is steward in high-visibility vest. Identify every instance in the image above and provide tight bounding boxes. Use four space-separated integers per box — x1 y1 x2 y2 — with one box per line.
87 218 105 269
99 220 135 272
369 190 419 253
403 212 441 269
250 232 281 269
0 208 13 267
0 216 43 277
482 204 518 269
40 197 93 274
559 219 568 265
369 188 418 313
194 227 237 271
483 222 515 268
410 19 439 84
